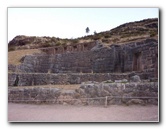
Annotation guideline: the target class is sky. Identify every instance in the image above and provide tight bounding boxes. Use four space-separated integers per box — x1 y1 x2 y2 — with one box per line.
8 8 158 42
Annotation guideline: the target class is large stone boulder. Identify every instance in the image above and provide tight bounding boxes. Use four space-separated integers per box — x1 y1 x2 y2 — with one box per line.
130 75 141 82
126 99 145 106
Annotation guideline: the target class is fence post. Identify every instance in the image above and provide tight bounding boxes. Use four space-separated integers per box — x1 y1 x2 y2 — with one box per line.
105 96 108 108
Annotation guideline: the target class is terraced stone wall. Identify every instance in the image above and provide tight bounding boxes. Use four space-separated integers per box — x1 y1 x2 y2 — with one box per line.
40 42 96 55
8 73 129 86
9 39 158 84
16 39 157 74
8 81 158 105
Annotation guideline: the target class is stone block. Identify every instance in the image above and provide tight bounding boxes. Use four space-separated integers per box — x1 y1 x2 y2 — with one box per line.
130 75 141 82
126 99 145 106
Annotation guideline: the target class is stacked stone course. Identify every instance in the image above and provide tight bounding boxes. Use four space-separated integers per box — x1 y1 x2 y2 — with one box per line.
8 73 129 86
8 80 158 105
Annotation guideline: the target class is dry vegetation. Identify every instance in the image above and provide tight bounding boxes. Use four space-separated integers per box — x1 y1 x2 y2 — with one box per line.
8 18 158 51
8 18 158 66
8 49 41 65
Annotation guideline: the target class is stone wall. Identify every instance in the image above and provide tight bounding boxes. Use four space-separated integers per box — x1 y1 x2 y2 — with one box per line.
40 42 96 55
8 81 158 105
122 39 158 78
8 73 129 86
11 39 158 79
15 46 114 73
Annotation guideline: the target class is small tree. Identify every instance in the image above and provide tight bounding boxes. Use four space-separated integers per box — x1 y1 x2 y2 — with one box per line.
86 27 90 34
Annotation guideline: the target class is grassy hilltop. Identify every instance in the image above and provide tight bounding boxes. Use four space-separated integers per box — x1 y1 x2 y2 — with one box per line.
8 18 158 51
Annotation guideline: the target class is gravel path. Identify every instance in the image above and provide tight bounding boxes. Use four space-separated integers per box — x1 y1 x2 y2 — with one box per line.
8 103 158 122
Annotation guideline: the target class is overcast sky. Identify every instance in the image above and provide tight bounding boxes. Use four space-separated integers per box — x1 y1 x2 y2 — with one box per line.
8 8 158 42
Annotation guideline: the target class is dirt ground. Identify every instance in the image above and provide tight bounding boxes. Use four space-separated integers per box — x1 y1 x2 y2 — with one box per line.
8 103 158 122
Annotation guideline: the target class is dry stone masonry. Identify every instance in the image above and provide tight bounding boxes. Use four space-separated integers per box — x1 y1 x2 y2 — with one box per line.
8 73 129 86
9 39 158 86
8 78 158 106
8 38 158 105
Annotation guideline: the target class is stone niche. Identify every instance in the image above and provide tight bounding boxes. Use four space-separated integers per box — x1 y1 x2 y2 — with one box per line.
133 52 142 71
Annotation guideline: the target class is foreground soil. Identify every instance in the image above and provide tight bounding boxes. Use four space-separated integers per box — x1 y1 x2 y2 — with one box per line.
8 103 158 122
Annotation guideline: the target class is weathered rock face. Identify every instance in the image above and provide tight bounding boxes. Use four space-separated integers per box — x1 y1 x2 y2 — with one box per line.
8 64 16 72
130 75 141 82
8 80 158 105
11 39 158 78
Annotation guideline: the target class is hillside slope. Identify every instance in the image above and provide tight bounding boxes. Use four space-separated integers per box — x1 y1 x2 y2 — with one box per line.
8 18 158 51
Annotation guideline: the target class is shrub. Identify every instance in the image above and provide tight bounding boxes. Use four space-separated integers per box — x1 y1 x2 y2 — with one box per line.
104 35 110 38
93 34 103 40
112 38 119 43
93 36 101 40
55 42 61 46
102 38 110 43
61 41 67 46
8 46 15 51
104 33 111 38
51 37 57 42
149 31 157 37
72 39 78 44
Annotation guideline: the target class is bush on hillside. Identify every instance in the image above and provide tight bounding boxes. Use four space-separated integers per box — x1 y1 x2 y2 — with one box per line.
149 31 157 37
8 46 15 51
102 38 110 43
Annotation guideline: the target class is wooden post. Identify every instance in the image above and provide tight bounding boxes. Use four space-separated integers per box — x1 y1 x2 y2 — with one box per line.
105 96 108 108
